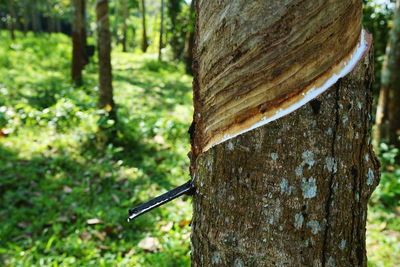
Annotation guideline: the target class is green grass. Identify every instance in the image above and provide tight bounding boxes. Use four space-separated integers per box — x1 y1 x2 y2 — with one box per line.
0 30 399 266
0 31 193 266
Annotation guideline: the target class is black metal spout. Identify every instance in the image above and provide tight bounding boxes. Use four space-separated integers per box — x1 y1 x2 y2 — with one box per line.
127 180 194 222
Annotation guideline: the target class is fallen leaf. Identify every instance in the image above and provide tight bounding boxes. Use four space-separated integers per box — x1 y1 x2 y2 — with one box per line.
182 232 191 240
96 243 110 250
80 231 92 241
17 221 30 228
87 218 103 225
379 221 387 231
153 135 165 145
57 216 69 223
138 236 160 252
63 186 73 193
0 127 8 137
111 194 120 204
105 225 116 235
105 104 112 112
93 230 106 241
161 221 173 232
383 230 400 238
179 219 191 228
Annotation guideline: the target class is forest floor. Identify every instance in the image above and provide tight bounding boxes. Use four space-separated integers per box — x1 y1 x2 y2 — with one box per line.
0 31 399 266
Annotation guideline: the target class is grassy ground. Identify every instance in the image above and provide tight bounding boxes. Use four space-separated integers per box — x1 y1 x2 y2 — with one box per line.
0 31 193 266
0 31 399 266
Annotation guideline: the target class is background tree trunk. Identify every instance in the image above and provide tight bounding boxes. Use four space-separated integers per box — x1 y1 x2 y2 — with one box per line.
121 0 128 52
72 0 86 86
96 0 115 111
23 0 29 35
31 0 42 33
375 0 400 149
9 0 15 40
113 0 119 45
140 0 149 52
190 0 380 266
158 0 164 60
183 0 195 74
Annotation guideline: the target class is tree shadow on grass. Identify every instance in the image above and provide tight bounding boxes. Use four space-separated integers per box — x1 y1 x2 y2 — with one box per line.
0 142 165 257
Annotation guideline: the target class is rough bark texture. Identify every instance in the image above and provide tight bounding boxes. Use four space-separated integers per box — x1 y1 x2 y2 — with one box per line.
191 48 379 267
190 0 380 266
140 0 149 52
72 0 86 86
184 0 195 75
375 0 400 149
158 0 164 61
96 0 114 110
191 0 363 155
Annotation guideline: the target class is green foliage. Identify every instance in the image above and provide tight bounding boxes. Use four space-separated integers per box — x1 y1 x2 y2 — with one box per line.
368 141 400 266
166 0 188 59
0 30 192 266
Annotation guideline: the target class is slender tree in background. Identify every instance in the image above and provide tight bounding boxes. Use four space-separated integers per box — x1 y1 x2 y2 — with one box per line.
140 0 149 52
8 0 15 40
121 0 128 52
158 0 164 60
375 0 400 150
183 0 194 74
113 0 119 45
71 0 87 86
46 0 54 33
190 0 379 265
96 0 115 117
23 0 29 35
31 0 42 33
167 0 184 59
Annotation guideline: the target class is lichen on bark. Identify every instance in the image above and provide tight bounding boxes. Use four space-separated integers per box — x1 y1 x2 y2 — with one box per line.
191 48 379 266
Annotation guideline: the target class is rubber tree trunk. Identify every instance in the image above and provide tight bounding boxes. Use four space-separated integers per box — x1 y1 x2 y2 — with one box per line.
9 0 15 40
190 0 380 266
121 0 128 52
183 0 195 74
72 0 86 86
96 0 115 111
375 0 400 149
158 0 164 60
140 0 149 52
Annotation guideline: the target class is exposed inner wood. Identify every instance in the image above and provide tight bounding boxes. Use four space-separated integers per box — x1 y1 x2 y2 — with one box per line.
191 0 365 157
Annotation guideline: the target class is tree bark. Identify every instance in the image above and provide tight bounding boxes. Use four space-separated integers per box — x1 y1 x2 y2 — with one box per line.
72 0 86 86
183 0 195 74
121 0 128 52
158 0 164 60
9 0 16 40
375 0 400 149
140 0 149 52
190 0 380 266
96 0 115 111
